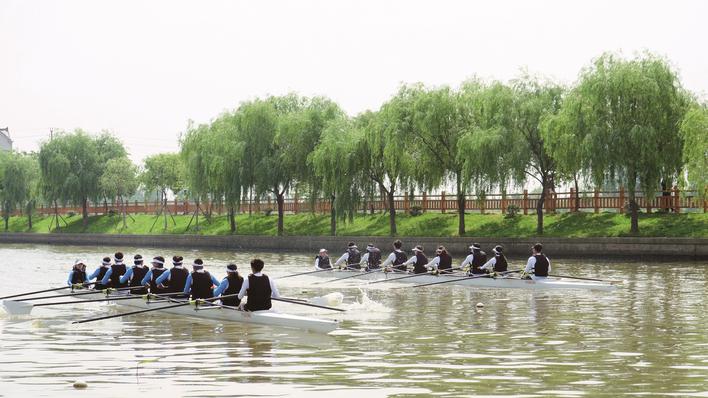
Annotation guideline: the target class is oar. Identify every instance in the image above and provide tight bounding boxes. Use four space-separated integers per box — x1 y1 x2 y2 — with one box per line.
314 268 384 284
0 282 97 301
19 286 138 301
272 297 345 312
3 294 145 315
409 270 523 288
278 268 335 279
367 266 465 285
548 274 624 284
32 295 145 307
72 302 191 324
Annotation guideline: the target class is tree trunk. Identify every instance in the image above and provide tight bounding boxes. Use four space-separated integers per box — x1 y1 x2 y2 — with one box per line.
276 192 284 236
229 206 236 233
456 173 465 236
330 194 336 236
28 210 33 230
82 197 89 229
629 187 639 235
536 182 546 235
163 191 168 230
54 200 60 231
387 190 396 236
121 196 127 229
574 174 580 212
248 188 253 216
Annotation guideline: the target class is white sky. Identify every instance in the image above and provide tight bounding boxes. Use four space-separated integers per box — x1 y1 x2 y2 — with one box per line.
2 0 707 164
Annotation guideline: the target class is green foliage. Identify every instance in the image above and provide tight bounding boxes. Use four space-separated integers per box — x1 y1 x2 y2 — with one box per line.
141 153 184 198
680 105 708 198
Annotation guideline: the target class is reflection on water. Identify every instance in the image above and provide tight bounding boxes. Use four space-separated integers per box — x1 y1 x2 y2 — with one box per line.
0 243 707 397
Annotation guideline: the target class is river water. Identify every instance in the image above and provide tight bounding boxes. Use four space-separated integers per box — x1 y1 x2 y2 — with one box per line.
0 244 706 397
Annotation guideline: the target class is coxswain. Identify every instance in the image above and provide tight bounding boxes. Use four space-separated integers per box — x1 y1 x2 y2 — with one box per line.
120 254 149 294
425 246 453 274
141 256 167 294
361 243 382 271
101 252 128 289
155 255 189 296
399 245 429 274
333 242 362 270
524 243 550 279
460 243 487 275
67 260 88 286
182 259 220 299
314 249 332 270
86 257 112 290
213 263 244 307
480 245 508 274
237 258 281 311
381 240 408 273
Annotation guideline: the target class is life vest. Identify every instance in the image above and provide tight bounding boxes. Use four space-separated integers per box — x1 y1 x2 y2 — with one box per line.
346 248 361 269
393 250 408 272
108 263 128 288
149 268 167 294
438 253 453 273
165 267 189 294
494 255 508 272
315 255 331 269
470 251 488 274
366 248 382 270
129 266 149 294
93 266 110 290
533 254 549 277
190 271 214 300
70 270 87 284
245 274 272 311
413 253 429 274
222 273 244 307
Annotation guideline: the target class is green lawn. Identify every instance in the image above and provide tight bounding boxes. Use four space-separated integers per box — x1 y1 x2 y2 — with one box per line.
3 211 707 237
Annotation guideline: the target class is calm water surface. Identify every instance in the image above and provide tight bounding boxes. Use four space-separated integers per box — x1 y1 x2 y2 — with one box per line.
0 244 706 397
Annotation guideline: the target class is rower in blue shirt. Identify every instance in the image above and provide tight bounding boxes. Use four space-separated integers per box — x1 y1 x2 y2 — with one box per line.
141 256 167 293
119 254 149 294
66 260 88 286
86 257 112 290
100 252 128 288
213 263 244 306
154 255 189 295
183 259 220 299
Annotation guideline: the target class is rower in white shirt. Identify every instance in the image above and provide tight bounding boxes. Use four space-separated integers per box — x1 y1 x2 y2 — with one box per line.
237 258 281 311
400 245 429 274
333 242 362 270
314 249 332 270
425 246 454 274
480 245 509 274
523 243 550 279
460 243 488 275
360 243 382 271
382 240 408 272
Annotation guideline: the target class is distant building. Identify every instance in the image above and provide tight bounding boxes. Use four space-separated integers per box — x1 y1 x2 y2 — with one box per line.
0 127 11 151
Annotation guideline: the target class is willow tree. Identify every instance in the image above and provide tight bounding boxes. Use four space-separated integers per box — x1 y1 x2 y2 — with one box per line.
100 157 138 229
141 152 184 230
181 121 219 230
680 105 708 199
209 111 244 233
573 53 688 234
309 117 365 235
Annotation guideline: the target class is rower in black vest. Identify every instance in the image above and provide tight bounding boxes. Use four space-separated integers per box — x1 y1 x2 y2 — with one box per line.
461 243 487 275
434 246 453 274
481 245 508 274
314 249 332 270
382 240 408 272
158 256 189 295
524 243 550 278
400 245 429 274
88 257 112 290
185 259 219 299
334 242 362 270
238 258 281 311
67 260 88 286
125 254 149 294
363 243 382 271
144 256 167 294
214 264 244 306
106 252 128 289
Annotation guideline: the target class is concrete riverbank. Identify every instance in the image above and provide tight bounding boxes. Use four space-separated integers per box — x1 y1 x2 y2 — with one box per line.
1 233 706 260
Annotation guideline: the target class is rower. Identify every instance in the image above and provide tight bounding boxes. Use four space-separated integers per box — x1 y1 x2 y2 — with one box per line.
67 260 88 286
314 249 332 270
399 245 429 274
86 257 112 290
213 264 244 307
154 255 189 296
141 256 167 294
425 246 453 274
237 258 281 311
333 242 361 270
481 245 508 274
381 240 408 273
361 243 382 271
101 252 128 289
524 243 550 280
460 243 487 275
120 254 149 294
183 259 220 300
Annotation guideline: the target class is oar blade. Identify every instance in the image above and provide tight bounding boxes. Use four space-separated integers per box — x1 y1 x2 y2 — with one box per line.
2 300 35 316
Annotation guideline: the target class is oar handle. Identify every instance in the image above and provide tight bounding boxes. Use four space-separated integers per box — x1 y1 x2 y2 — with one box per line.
0 282 97 301
278 268 334 279
272 297 345 312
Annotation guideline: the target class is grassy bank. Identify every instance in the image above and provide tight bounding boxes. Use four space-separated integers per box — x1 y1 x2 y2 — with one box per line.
3 211 707 238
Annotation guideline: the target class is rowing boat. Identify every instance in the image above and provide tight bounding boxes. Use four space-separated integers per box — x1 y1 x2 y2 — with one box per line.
308 269 618 291
2 291 339 334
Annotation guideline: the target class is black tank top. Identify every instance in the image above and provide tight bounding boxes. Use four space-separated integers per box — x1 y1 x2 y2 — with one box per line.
413 253 429 274
494 255 508 272
533 254 549 276
245 274 272 311
315 255 331 269
94 266 110 290
71 270 87 284
222 273 244 306
367 248 382 269
470 251 488 274
149 268 167 293
166 267 189 294
190 271 214 299
438 253 453 272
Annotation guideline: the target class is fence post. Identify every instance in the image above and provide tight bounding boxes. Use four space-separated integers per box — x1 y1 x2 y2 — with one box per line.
594 189 600 213
422 191 428 213
646 192 652 214
523 190 528 215
441 191 446 214
619 187 625 213
673 186 681 213
404 192 409 212
501 192 507 215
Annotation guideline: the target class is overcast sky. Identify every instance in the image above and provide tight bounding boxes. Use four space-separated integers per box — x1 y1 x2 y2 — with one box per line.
2 0 707 163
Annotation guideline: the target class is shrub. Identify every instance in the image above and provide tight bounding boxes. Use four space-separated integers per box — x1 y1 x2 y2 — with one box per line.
409 206 423 217
67 211 76 217
264 208 274 216
505 204 520 219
